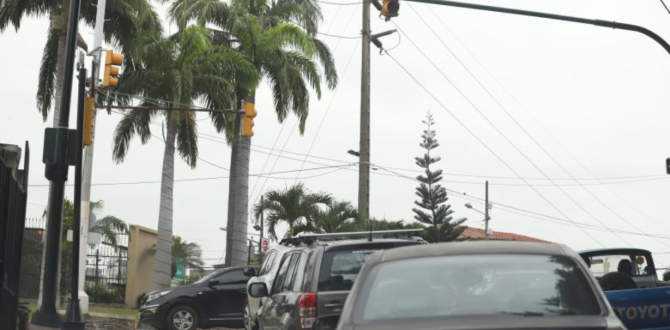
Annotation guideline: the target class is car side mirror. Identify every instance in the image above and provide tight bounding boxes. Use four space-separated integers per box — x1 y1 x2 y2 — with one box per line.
208 279 220 287
248 283 268 298
243 267 257 277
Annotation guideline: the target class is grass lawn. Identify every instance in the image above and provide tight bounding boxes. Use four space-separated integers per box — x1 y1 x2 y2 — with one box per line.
23 301 138 319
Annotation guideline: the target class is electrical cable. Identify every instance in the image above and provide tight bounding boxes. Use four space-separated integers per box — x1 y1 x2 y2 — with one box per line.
661 0 670 16
381 49 605 247
420 3 670 239
404 3 666 248
318 0 361 5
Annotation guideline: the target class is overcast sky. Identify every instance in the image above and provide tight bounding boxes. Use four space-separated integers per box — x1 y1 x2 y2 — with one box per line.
2 0 670 268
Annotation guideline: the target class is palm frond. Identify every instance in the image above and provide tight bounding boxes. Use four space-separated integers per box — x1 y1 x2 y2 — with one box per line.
112 109 154 163
90 215 129 250
175 110 198 168
0 0 56 32
36 26 59 121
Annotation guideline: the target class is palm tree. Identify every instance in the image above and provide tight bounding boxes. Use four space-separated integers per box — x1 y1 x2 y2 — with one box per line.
170 0 338 266
0 0 160 123
171 236 205 278
44 199 128 249
293 200 359 235
253 183 332 240
111 25 259 290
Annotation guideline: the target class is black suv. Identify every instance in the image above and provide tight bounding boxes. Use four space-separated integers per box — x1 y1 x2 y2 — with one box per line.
137 266 258 330
247 230 425 330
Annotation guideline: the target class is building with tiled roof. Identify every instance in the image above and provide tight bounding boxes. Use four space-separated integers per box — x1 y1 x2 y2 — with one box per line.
456 227 550 243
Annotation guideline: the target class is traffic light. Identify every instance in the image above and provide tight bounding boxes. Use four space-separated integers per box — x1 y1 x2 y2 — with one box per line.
83 96 94 145
103 50 124 87
241 102 257 137
382 0 400 21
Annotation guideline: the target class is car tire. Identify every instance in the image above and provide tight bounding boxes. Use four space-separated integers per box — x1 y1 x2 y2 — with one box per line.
244 300 259 330
166 304 199 330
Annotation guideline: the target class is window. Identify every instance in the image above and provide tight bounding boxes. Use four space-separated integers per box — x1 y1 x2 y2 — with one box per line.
282 254 302 293
272 254 293 294
215 269 248 285
318 250 376 292
355 255 601 322
259 251 277 276
587 253 651 277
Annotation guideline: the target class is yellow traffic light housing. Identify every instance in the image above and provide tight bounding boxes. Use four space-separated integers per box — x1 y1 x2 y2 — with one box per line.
103 50 124 87
382 0 400 21
83 97 95 145
241 102 257 137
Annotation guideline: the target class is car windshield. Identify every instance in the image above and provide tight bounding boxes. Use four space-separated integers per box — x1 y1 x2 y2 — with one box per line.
355 254 601 322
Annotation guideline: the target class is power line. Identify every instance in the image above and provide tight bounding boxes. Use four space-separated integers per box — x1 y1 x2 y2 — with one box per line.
318 31 361 39
381 49 605 247
374 165 670 241
419 4 670 243
404 3 659 248
661 0 670 16
390 15 637 247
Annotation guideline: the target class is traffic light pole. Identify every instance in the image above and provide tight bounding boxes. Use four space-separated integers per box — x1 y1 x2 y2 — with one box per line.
78 0 107 315
61 59 87 330
31 0 83 326
404 0 670 56
359 0 372 222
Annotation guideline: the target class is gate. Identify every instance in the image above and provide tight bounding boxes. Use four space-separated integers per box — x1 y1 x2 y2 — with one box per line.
85 234 128 304
0 143 30 329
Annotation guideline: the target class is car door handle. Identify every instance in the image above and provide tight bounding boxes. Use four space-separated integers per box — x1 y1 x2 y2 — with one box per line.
324 303 343 309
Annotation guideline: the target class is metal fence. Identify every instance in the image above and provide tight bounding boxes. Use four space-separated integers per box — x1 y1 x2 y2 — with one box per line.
0 143 30 329
19 218 129 304
85 233 128 304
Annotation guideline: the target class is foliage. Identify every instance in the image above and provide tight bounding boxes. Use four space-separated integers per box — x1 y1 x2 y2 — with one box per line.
412 114 466 242
292 200 359 235
111 25 259 167
0 0 161 119
172 236 205 278
85 284 124 304
253 183 332 239
43 199 127 249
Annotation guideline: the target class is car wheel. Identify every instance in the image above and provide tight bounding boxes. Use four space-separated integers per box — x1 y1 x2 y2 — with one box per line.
167 305 199 330
244 300 258 330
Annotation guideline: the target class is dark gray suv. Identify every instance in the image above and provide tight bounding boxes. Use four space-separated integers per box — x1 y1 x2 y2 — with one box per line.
247 230 425 330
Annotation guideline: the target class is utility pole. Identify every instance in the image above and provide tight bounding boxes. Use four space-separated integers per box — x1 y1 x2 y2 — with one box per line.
31 0 83 326
484 181 490 239
359 0 372 222
258 195 264 254
77 0 107 315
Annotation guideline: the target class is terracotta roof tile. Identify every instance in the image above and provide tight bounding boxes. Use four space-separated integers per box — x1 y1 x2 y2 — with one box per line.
456 227 550 243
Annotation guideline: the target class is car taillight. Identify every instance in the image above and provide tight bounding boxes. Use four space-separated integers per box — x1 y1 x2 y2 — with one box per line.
298 292 317 329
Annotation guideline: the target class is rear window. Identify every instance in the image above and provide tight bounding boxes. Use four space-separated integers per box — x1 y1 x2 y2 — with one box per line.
355 254 601 322
318 249 376 292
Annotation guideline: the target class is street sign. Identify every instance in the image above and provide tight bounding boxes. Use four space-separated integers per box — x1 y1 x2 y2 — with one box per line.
175 263 184 280
262 239 270 253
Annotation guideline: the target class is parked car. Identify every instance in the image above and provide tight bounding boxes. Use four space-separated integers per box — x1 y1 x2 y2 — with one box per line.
335 241 624 330
246 229 425 330
580 248 670 330
244 244 290 330
136 266 258 330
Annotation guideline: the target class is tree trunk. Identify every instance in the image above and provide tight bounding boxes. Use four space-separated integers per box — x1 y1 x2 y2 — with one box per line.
152 114 177 290
225 96 252 267
37 0 70 310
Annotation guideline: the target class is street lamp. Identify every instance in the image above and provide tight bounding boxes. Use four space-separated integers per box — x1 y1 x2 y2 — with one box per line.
464 203 492 239
219 227 258 265
346 150 378 170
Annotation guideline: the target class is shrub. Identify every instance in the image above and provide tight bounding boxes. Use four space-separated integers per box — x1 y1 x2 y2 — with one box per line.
85 284 124 304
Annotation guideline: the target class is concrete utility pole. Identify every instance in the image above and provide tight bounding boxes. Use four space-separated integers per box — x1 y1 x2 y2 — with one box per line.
359 0 372 222
77 0 107 315
484 181 490 239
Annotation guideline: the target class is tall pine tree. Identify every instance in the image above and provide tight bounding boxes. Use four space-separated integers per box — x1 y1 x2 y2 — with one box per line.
413 114 466 242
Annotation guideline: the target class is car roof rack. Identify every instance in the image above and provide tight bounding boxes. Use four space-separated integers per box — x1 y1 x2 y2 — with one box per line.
279 229 425 247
